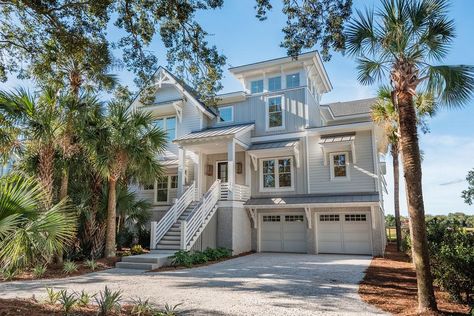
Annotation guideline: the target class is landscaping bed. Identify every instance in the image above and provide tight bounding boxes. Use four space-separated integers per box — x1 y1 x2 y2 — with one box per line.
359 243 470 315
0 257 120 283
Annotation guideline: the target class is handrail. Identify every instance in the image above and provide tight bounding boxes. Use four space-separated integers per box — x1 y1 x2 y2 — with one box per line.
219 182 250 201
150 182 195 249
180 179 221 250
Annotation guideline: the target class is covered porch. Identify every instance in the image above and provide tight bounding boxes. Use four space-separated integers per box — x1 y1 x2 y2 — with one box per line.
173 123 254 202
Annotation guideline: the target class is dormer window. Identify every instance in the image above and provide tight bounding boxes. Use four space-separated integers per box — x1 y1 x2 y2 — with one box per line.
155 116 176 143
268 76 281 91
251 79 263 93
286 73 300 88
218 105 233 123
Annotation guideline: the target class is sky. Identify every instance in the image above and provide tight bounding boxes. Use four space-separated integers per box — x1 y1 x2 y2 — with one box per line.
3 0 474 216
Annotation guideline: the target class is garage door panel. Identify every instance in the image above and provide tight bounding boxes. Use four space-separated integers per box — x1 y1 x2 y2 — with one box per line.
261 213 306 253
318 241 343 253
261 240 282 252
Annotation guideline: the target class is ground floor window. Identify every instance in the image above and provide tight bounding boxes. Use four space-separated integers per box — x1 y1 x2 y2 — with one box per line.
152 175 178 204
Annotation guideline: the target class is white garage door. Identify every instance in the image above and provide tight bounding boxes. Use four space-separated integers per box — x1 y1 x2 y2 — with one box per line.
317 213 372 255
261 214 307 253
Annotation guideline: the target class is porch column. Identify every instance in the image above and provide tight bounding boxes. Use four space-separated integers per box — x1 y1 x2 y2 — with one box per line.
194 152 205 198
245 152 251 186
227 140 235 200
177 146 186 197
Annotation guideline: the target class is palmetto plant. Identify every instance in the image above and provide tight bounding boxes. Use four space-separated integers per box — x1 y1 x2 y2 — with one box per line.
85 101 166 257
0 175 76 272
371 86 435 252
346 0 474 312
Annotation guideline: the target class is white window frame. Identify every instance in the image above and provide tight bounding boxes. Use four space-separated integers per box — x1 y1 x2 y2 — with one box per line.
154 175 179 205
250 79 264 94
286 73 300 88
217 105 234 124
259 157 295 192
155 116 177 143
265 95 285 131
329 152 350 181
268 76 281 92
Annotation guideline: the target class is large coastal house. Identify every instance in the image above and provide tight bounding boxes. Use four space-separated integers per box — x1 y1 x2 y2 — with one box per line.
121 51 387 268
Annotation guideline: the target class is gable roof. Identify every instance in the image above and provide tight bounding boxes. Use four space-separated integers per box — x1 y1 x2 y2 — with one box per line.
321 98 376 118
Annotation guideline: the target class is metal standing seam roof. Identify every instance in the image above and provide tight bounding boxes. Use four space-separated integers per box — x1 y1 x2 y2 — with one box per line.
160 159 179 166
244 193 380 207
173 123 255 142
248 139 300 151
321 98 377 118
319 134 355 144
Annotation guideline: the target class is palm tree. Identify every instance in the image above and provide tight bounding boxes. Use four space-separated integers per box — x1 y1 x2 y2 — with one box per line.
86 101 166 258
0 88 63 207
346 0 474 312
0 175 76 272
371 86 435 252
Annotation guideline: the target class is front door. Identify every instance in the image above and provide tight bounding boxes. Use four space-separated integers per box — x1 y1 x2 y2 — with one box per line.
217 162 228 182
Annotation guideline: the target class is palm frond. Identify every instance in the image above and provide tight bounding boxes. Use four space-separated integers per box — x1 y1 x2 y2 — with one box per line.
346 8 379 56
356 57 387 85
426 65 474 108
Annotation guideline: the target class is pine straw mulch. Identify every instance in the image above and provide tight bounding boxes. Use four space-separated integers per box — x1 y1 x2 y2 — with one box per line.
0 297 134 316
359 243 471 316
0 257 121 283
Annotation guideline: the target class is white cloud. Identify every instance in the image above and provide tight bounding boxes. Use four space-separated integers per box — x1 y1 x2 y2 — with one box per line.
384 133 474 216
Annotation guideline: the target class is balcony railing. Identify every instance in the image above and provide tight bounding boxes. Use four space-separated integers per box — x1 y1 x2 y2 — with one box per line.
220 183 250 201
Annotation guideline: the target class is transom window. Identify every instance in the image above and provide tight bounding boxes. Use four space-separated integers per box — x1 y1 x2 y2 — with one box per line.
345 214 367 221
263 215 281 222
285 215 304 222
266 96 284 130
261 158 293 190
155 116 176 143
217 106 233 123
286 73 300 88
330 152 349 180
251 79 264 93
320 214 340 222
268 76 281 91
143 182 154 190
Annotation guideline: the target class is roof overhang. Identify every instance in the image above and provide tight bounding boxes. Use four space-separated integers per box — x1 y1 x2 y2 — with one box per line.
216 91 247 105
319 133 356 165
247 139 301 170
173 123 254 146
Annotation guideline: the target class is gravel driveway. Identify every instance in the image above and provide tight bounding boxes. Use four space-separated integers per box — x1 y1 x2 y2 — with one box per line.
0 253 387 315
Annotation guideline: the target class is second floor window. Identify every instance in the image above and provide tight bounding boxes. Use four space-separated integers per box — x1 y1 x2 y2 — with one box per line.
155 116 176 143
261 158 293 190
286 73 300 88
268 76 281 91
251 80 263 93
330 152 349 180
218 106 233 123
266 96 284 129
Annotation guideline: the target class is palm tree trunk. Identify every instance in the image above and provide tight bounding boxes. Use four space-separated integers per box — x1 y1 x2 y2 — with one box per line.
397 92 437 312
59 166 69 200
38 145 55 209
105 178 117 258
391 144 402 252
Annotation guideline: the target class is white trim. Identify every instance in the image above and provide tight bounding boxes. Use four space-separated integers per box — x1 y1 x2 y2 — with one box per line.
259 156 295 192
265 94 286 132
215 160 228 182
154 115 177 144
216 105 234 124
305 135 311 194
153 175 178 205
329 152 351 181
250 79 264 94
244 201 380 209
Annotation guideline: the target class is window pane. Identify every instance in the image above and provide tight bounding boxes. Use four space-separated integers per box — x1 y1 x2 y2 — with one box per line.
263 174 275 188
170 175 178 188
143 183 154 190
154 118 164 130
268 97 283 128
286 73 300 88
218 107 233 122
166 117 176 142
334 166 347 177
268 76 281 91
278 159 291 173
269 113 282 128
279 173 292 187
156 177 168 189
251 80 263 93
156 189 168 202
263 160 274 173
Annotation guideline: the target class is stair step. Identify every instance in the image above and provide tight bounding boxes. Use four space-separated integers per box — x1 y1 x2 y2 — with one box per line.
162 235 180 241
116 262 159 270
159 240 180 245
156 245 181 250
167 231 180 236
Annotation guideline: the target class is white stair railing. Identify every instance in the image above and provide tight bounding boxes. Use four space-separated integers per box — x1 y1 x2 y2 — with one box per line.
180 179 221 250
219 182 250 201
150 182 195 249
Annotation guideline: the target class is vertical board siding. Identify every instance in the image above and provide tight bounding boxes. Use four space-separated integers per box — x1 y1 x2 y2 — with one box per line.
154 85 182 103
190 211 217 251
308 130 376 193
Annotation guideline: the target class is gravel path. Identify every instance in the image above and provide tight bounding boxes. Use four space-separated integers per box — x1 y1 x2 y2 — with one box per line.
0 253 387 315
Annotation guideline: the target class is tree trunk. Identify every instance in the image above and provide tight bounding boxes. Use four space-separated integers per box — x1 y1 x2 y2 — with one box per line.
105 179 117 258
397 92 437 312
59 166 69 200
391 144 402 252
38 145 55 209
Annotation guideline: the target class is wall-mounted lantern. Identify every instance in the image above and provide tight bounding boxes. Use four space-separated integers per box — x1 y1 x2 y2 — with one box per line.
236 162 243 174
206 164 213 176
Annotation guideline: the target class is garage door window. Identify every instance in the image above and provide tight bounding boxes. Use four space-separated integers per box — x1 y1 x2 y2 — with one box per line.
345 214 367 221
263 215 280 222
285 215 304 222
320 214 340 221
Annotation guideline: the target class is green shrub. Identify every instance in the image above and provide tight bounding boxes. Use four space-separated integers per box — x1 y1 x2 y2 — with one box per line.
215 247 232 258
63 261 78 274
121 250 131 257
426 219 474 305
203 248 220 261
171 250 193 267
131 244 145 255
77 290 94 307
32 264 47 278
95 286 122 316
191 251 208 264
45 287 60 305
1 268 18 281
154 303 182 316
58 289 78 315
131 297 154 315
84 259 98 271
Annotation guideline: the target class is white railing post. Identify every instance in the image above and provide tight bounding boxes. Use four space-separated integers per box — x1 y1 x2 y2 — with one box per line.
150 221 157 250
180 220 187 250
